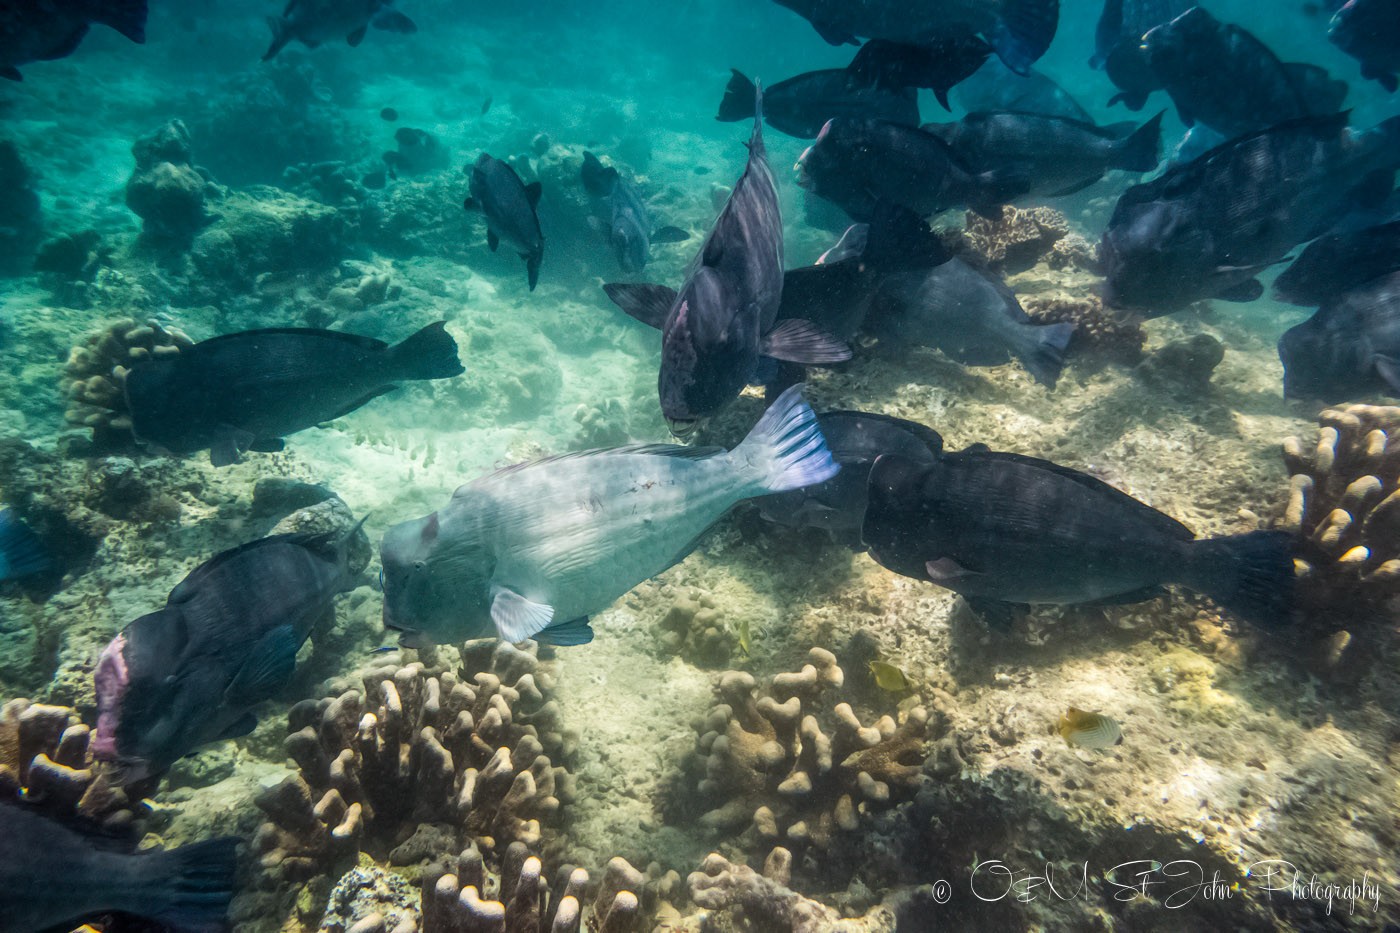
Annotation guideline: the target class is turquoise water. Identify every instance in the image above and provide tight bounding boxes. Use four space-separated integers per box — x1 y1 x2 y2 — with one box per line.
1 2 1398 931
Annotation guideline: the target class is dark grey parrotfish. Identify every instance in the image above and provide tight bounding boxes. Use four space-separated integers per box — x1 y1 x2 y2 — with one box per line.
758 410 944 547
125 322 463 466
0 801 238 933
1329 0 1400 92
0 508 51 584
864 256 1075 387
263 0 416 61
717 68 919 139
1090 0 1190 111
795 117 1029 222
768 0 1059 75
603 87 849 435
952 58 1094 123
845 37 992 110
1279 271 1400 401
862 449 1296 631
465 153 545 291
922 110 1164 199
0 0 146 80
580 151 689 273
92 526 362 782
1274 220 1400 306
1100 112 1400 313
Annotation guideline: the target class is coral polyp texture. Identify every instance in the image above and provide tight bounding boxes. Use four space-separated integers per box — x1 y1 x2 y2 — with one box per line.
680 648 932 857
0 698 149 831
1283 404 1400 641
253 641 574 886
960 206 1071 275
62 318 193 448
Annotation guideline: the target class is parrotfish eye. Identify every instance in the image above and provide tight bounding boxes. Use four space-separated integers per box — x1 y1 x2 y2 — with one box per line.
414 560 427 573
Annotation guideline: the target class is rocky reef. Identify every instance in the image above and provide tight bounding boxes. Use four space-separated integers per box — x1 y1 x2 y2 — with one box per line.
0 139 42 275
126 120 215 246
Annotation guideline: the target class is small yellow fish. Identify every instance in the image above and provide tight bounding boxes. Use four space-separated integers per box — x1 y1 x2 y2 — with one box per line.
736 617 751 658
868 660 910 693
1055 707 1123 749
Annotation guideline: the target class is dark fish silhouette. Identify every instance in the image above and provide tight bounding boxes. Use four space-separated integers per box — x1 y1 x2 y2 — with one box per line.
1329 0 1400 92
758 411 944 546
922 110 1163 199
0 509 51 584
0 801 238 933
580 151 689 273
796 117 1028 221
1091 0 1190 110
768 0 1059 75
465 153 545 290
0 0 146 80
93 526 362 782
125 322 464 466
717 68 919 139
1279 271 1400 401
863 449 1296 631
264 0 416 61
1100 113 1400 313
1274 220 1400 306
953 58 1093 122
844 37 992 111
604 87 848 434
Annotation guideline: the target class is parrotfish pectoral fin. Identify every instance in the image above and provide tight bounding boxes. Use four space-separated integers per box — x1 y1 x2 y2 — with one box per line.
535 617 594 647
1374 355 1400 394
225 624 301 702
490 586 555 642
760 319 853 364
603 282 678 329
925 558 983 584
216 712 259 741
347 25 368 46
372 10 417 33
525 253 541 291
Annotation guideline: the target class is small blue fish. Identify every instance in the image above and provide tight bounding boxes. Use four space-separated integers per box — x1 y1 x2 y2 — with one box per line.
0 509 52 582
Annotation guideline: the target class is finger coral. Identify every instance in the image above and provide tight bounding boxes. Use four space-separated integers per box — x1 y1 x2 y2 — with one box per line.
62 318 193 449
679 648 930 856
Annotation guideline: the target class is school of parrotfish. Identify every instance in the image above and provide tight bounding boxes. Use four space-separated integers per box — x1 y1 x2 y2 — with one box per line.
3 0 1400 928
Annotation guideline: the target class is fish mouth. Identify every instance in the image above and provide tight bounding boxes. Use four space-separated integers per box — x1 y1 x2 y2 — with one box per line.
666 416 700 439
794 151 814 189
98 755 154 787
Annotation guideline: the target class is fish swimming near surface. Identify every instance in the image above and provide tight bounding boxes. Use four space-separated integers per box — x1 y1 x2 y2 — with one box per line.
1090 0 1190 110
922 110 1164 200
1278 271 1400 401
845 37 993 111
603 87 849 434
953 58 1093 123
717 68 920 139
0 0 146 81
263 0 417 61
757 410 944 547
1055 707 1123 748
379 385 838 649
580 151 690 273
124 321 464 466
0 800 238 933
92 525 363 782
767 0 1059 75
861 448 1296 631
1100 112 1400 313
796 117 1029 222
0 508 52 583
1274 220 1400 307
1329 0 1400 92
465 153 545 291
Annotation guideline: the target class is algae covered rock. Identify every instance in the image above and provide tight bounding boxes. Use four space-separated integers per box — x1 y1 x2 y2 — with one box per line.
126 120 214 246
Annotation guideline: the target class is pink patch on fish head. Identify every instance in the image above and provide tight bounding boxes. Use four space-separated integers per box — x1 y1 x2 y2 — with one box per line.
91 632 129 761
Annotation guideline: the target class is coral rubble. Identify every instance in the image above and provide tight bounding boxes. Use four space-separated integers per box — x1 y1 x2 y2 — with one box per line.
688 849 893 933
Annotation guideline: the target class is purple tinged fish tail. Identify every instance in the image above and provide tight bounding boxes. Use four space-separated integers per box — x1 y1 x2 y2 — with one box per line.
732 384 838 495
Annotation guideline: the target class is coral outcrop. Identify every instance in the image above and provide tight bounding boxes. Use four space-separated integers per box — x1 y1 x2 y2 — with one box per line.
0 139 42 275
678 648 931 858
1022 291 1145 364
61 318 193 449
656 588 733 668
1134 333 1225 391
126 120 213 245
252 641 574 889
688 849 893 933
961 206 1069 275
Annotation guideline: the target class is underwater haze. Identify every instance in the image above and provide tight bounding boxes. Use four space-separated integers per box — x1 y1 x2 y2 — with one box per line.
1 0 1399 931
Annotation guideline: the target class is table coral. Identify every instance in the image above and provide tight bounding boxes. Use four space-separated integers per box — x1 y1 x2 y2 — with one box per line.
679 648 931 856
61 318 193 449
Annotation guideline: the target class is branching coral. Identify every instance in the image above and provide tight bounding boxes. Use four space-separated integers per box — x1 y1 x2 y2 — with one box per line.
1282 404 1400 655
253 641 574 886
688 849 893 933
681 648 930 855
1022 292 1145 364
62 318 193 448
961 206 1069 275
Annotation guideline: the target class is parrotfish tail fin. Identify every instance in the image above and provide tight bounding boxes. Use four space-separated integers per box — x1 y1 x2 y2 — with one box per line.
262 17 292 61
1115 110 1165 173
733 384 838 495
387 321 464 380
0 510 52 580
92 0 148 43
717 70 757 122
1186 531 1297 631
141 835 239 933
992 0 1059 75
1018 321 1075 388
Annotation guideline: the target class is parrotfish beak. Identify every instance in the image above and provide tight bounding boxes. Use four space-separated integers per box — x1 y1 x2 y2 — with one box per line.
795 154 813 189
666 416 700 439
